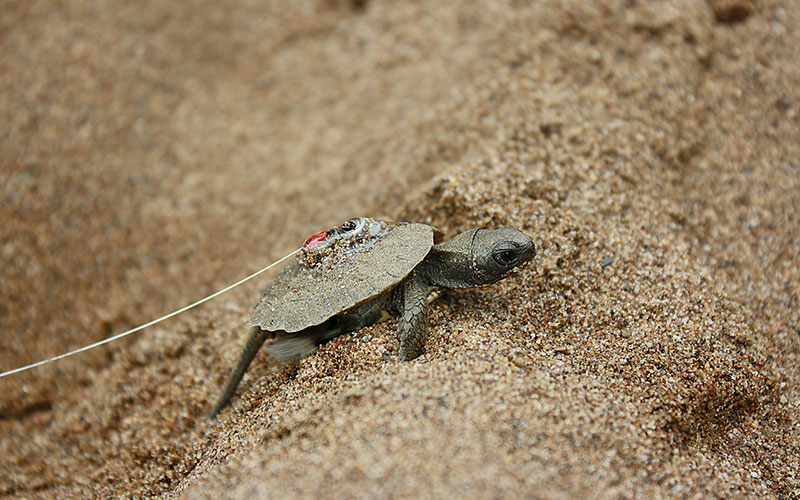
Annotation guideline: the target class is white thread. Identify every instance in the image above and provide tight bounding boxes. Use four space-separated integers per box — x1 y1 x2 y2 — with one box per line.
0 248 300 379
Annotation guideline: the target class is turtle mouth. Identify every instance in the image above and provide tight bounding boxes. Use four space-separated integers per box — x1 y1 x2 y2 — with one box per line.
520 240 536 262
512 239 537 271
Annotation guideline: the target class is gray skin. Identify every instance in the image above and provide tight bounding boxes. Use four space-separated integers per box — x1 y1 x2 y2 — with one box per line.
209 219 535 418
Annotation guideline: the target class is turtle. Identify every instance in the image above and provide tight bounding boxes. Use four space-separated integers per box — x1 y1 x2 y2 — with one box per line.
208 217 536 418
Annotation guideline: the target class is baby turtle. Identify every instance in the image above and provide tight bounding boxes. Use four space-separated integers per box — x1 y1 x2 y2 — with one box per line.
209 217 535 418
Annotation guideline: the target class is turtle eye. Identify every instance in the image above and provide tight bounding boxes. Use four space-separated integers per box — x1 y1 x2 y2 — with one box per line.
493 249 517 267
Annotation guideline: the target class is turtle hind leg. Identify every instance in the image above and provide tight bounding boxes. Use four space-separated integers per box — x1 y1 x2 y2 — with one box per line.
208 326 270 419
265 333 319 362
266 305 384 362
265 317 342 363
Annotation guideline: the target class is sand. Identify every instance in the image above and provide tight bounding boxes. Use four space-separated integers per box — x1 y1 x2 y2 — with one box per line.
1 0 798 498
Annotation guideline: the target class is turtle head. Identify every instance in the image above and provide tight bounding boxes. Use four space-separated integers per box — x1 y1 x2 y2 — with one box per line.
471 227 536 285
423 227 535 288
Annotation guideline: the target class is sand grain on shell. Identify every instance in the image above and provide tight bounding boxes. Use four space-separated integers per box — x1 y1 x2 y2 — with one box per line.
1 0 799 499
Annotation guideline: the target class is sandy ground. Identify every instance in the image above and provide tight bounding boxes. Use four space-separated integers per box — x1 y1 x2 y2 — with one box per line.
1 0 798 498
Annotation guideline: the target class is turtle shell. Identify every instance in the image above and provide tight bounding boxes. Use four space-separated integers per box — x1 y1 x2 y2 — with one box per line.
248 218 440 333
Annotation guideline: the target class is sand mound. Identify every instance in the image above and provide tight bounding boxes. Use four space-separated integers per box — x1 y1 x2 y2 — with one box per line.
1 1 798 498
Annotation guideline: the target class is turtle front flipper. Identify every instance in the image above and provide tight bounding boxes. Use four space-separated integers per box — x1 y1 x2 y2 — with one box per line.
208 326 270 419
397 272 433 361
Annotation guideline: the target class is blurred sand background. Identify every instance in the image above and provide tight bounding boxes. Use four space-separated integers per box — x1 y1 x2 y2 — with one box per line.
1 0 798 498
